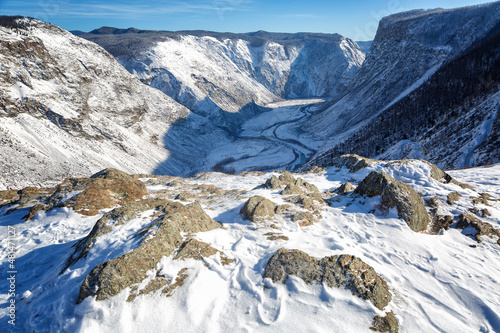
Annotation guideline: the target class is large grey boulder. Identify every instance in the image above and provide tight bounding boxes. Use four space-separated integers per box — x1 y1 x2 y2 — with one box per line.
240 195 276 222
264 248 392 310
77 201 221 303
354 171 430 232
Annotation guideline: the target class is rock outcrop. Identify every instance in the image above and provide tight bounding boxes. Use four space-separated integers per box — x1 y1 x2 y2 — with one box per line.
355 171 430 232
336 182 355 195
370 311 399 333
330 154 376 172
456 213 500 245
264 248 392 310
3 168 146 219
240 196 277 222
77 201 221 302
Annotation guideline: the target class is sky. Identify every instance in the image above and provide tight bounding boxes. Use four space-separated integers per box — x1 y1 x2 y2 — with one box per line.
0 0 496 40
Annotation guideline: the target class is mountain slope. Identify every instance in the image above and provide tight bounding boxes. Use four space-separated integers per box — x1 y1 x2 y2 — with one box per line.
80 29 365 115
310 26 500 170
0 17 191 190
303 3 500 147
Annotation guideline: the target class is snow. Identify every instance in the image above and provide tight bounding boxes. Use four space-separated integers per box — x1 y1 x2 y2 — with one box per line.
0 18 190 189
1 161 499 332
205 99 324 173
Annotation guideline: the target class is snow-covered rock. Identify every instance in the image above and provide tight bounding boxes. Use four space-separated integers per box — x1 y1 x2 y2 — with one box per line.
1 159 499 332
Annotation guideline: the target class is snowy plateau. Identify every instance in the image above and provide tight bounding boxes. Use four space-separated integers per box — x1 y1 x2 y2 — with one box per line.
0 2 499 333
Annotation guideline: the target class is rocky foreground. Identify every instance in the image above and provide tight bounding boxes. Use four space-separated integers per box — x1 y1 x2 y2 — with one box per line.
0 156 499 332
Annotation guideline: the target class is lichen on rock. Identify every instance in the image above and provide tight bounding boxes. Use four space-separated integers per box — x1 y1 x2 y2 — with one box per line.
240 195 276 222
264 248 392 310
370 311 399 333
77 200 221 303
354 171 430 232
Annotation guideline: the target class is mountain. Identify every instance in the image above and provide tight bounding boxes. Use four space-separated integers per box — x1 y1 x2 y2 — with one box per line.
0 17 191 190
1 159 499 332
312 25 500 170
80 29 365 115
302 3 500 169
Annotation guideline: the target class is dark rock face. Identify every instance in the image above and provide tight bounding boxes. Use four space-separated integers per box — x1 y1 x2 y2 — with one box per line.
457 213 500 245
240 195 276 222
264 248 392 310
77 201 221 303
355 171 430 232
370 311 399 333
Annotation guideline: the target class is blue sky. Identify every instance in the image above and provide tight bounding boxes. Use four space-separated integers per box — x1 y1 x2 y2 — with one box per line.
0 0 495 40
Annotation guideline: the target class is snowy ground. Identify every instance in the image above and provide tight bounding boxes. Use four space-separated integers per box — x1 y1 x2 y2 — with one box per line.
206 99 325 173
0 161 499 332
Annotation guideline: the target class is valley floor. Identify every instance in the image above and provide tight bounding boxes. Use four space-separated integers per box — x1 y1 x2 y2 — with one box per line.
207 99 325 174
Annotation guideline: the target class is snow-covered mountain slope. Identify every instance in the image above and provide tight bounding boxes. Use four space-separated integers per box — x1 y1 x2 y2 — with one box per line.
81 29 364 115
310 27 500 170
1 160 499 332
0 17 211 190
303 2 500 147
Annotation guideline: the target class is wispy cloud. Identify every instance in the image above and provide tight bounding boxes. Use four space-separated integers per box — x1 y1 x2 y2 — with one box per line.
2 0 253 20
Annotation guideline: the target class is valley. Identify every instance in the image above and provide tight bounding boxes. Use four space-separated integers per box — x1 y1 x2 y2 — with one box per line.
207 98 324 174
0 4 500 332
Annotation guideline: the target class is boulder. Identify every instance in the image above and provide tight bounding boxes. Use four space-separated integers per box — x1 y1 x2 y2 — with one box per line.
77 201 221 303
240 196 276 222
331 154 376 172
263 171 296 189
336 182 355 195
370 311 399 333
447 192 461 205
264 248 392 310
355 171 430 232
282 184 304 195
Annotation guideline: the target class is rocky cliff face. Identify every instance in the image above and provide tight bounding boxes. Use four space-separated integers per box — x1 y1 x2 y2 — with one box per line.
303 3 500 169
81 29 365 115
